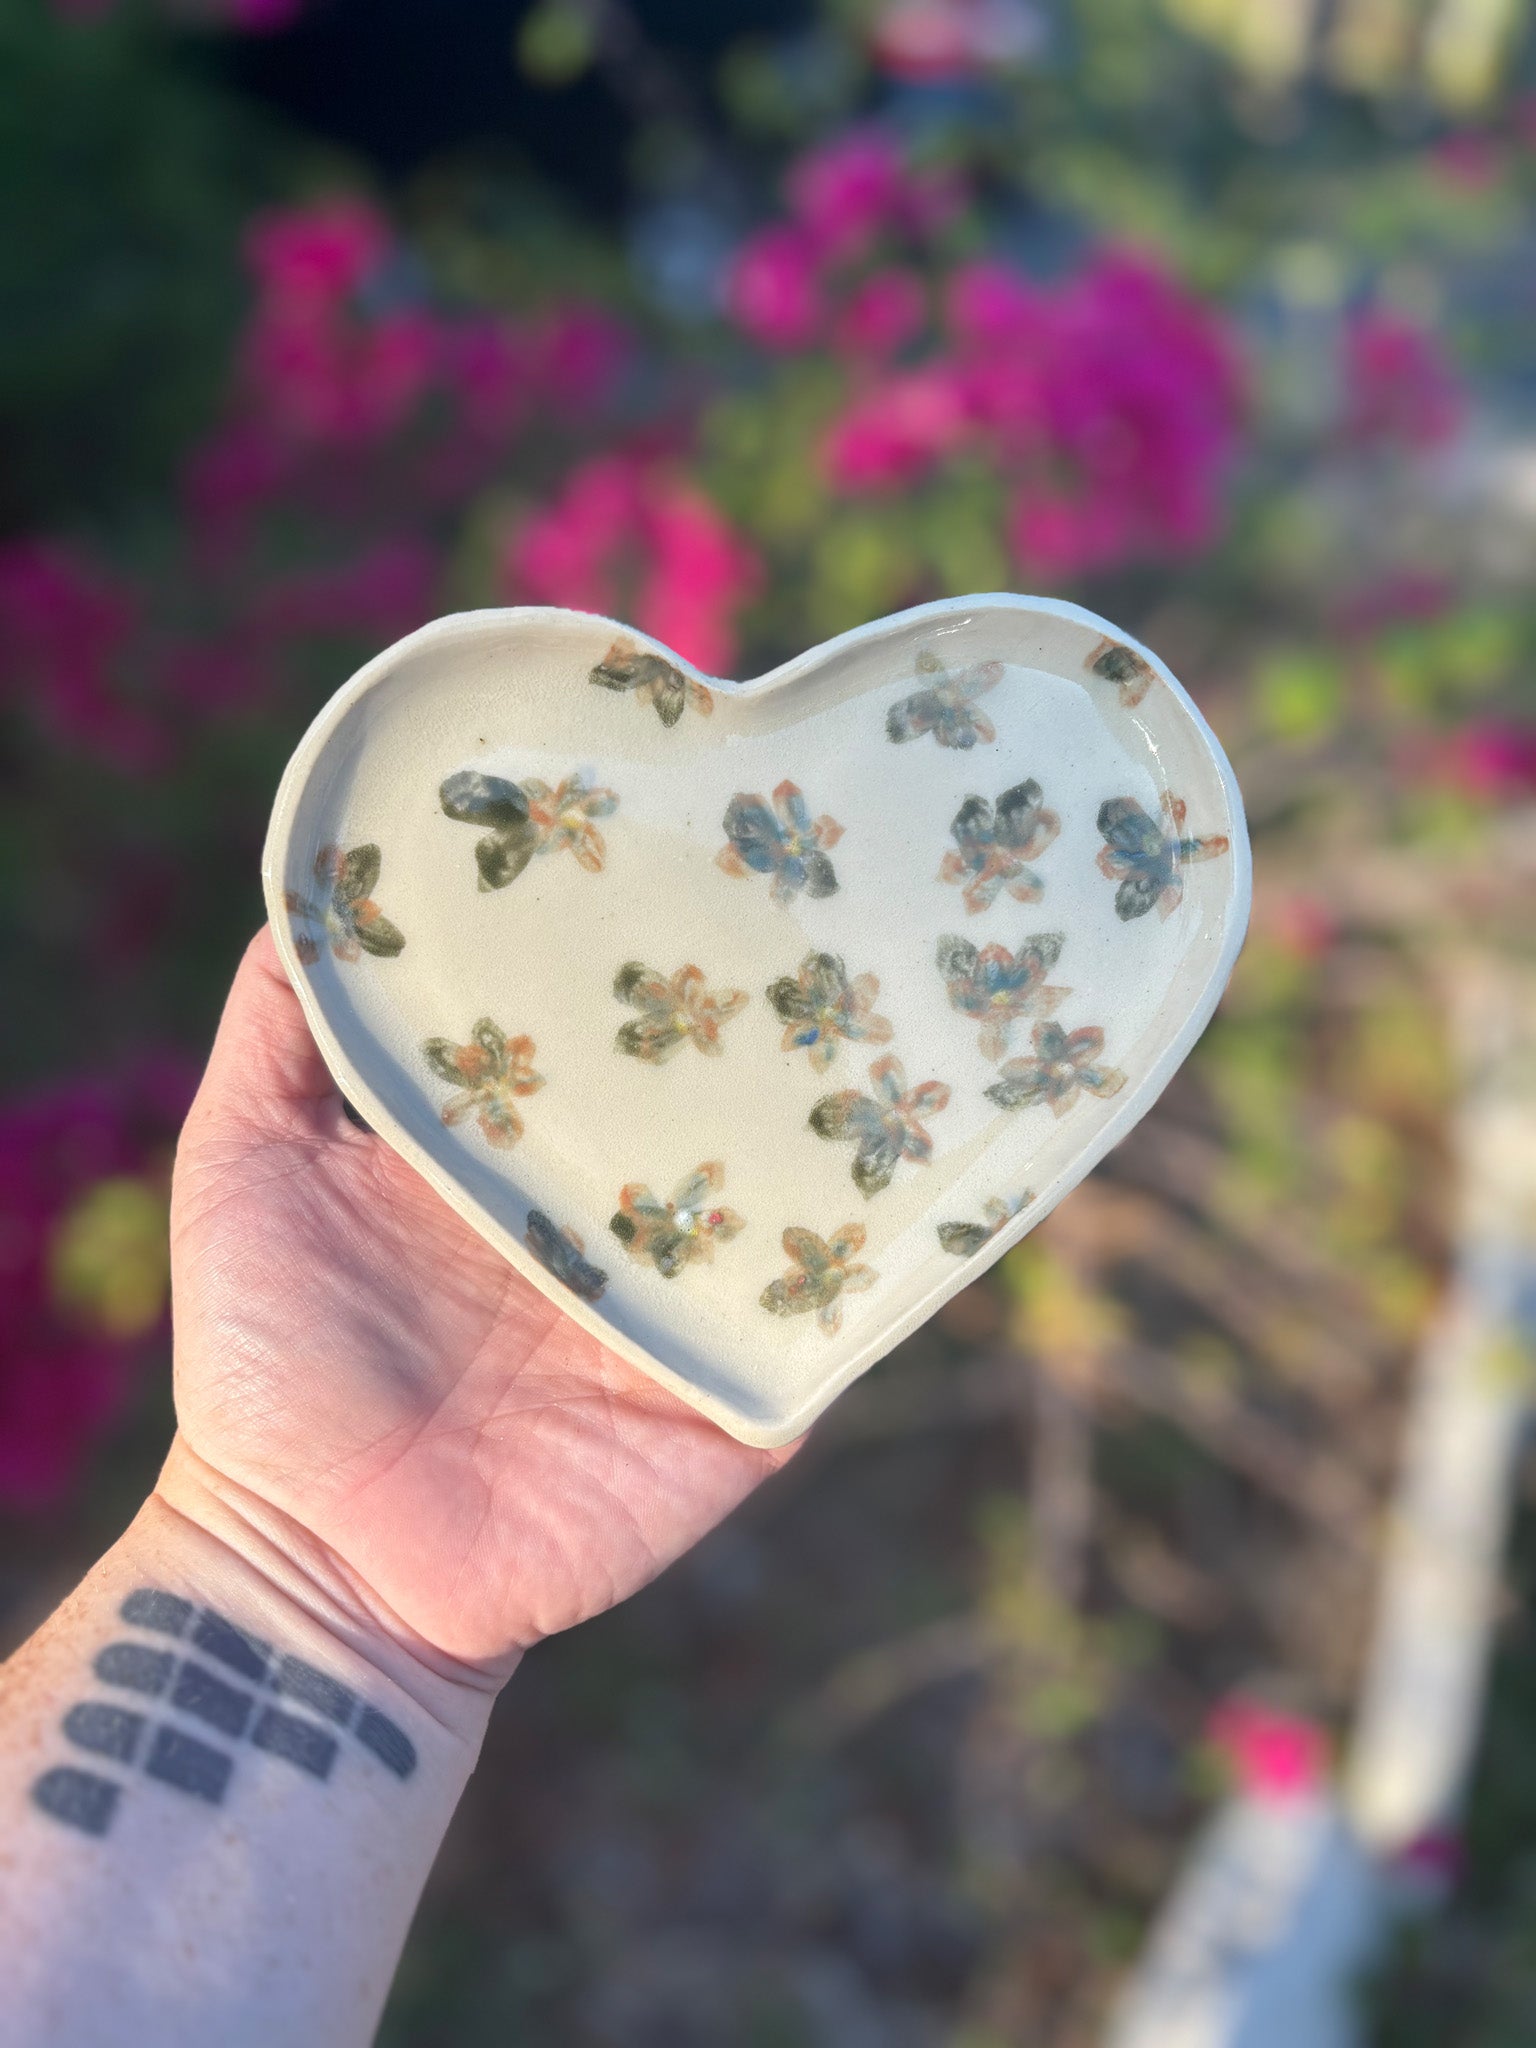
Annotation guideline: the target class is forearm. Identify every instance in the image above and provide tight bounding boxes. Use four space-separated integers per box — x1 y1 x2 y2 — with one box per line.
0 1448 500 2048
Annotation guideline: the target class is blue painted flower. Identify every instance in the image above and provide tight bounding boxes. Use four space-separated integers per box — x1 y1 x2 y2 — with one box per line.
887 650 1005 749
809 1055 951 1199
717 779 843 906
939 779 1060 913
935 931 1069 1061
1096 793 1230 921
985 1022 1126 1116
760 1223 877 1336
767 951 892 1073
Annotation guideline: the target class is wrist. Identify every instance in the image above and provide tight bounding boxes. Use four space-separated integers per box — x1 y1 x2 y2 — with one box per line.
149 1435 508 1756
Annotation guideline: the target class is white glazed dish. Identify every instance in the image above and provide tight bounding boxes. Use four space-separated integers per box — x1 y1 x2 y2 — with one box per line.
262 595 1250 1447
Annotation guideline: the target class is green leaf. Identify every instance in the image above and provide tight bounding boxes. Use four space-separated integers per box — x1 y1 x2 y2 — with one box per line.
422 1038 465 1084
338 844 382 903
475 825 538 892
440 771 529 829
809 1092 860 1140
355 912 405 958
471 1018 507 1062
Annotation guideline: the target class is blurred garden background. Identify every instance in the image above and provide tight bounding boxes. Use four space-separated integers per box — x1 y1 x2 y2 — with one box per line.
2 0 1535 2039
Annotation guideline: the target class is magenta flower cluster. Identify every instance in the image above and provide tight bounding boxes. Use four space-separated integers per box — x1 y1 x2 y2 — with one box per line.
723 132 1247 580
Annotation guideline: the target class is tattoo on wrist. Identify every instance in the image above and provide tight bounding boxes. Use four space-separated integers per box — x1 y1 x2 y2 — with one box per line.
30 1588 417 1838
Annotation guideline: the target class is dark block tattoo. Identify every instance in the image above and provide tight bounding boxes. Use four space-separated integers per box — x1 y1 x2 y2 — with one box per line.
252 1705 337 1780
145 1726 233 1805
63 1702 145 1765
32 1767 122 1837
171 1661 254 1739
190 1610 270 1684
31 1589 419 1835
356 1706 417 1780
95 1643 174 1697
273 1653 355 1727
119 1589 192 1637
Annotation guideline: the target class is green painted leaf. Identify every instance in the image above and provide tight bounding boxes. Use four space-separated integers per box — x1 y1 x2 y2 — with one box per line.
422 1038 464 1084
475 825 538 892
439 770 529 829
338 844 382 903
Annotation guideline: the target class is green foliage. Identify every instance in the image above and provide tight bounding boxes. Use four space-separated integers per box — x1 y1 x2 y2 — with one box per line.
0 0 282 525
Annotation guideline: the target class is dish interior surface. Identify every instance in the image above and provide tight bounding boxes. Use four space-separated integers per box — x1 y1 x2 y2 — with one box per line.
264 599 1249 1444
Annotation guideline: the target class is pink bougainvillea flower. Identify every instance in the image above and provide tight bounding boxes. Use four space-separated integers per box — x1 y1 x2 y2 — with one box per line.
1342 308 1464 450
244 194 390 307
253 537 436 642
723 223 825 350
829 248 1244 575
246 300 441 445
945 256 1045 350
508 454 759 676
823 364 969 490
637 477 762 676
786 129 909 260
0 540 164 770
182 421 289 538
831 266 927 360
527 303 633 413
1207 1696 1328 1802
443 315 533 437
1442 718 1536 800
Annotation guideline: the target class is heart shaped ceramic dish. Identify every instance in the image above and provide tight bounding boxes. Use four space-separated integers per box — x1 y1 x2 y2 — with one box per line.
262 595 1249 1446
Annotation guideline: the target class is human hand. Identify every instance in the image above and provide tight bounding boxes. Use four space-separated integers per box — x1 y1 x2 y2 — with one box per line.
162 928 798 1686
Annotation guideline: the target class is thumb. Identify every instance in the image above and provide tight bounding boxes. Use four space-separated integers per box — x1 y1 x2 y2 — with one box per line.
186 926 342 1144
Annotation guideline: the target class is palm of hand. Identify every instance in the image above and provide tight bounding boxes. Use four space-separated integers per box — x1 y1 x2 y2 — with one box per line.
168 932 793 1672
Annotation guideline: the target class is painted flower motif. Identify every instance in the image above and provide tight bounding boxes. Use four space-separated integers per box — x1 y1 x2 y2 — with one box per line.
886 649 1004 748
935 931 1069 1062
937 1189 1034 1257
521 772 619 871
985 1022 1126 1117
589 639 713 727
610 1161 744 1279
422 1018 543 1146
1086 636 1154 707
809 1054 951 1199
1096 793 1231 921
766 951 893 1073
613 962 748 1063
939 779 1060 913
761 1223 877 1336
285 843 405 964
439 768 618 890
524 1209 608 1303
717 779 843 905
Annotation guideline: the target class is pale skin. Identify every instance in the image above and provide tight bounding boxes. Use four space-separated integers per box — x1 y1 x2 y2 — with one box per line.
0 928 798 2046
